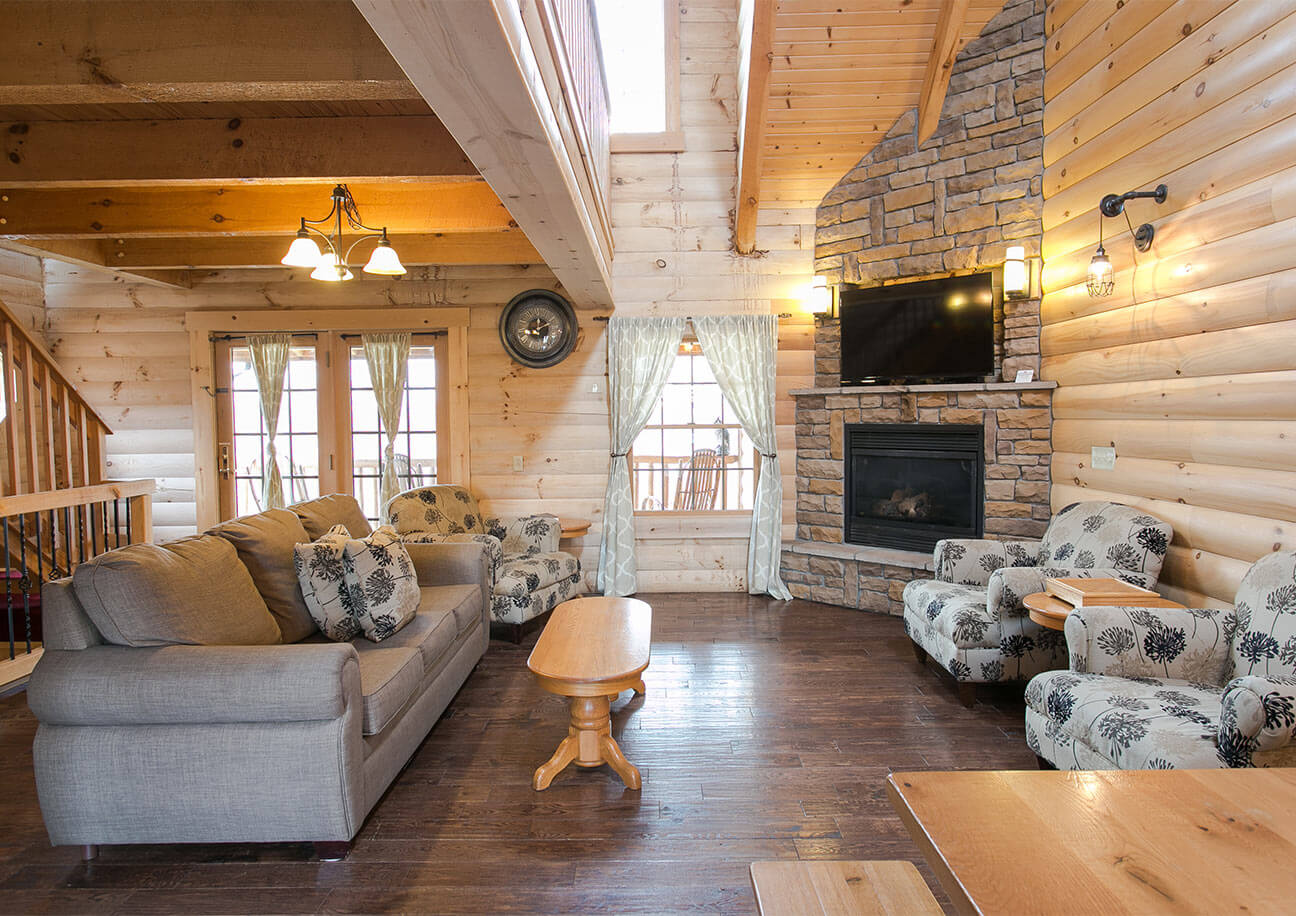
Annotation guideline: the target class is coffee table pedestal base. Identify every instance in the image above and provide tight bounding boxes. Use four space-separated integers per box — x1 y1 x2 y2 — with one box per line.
533 684 644 790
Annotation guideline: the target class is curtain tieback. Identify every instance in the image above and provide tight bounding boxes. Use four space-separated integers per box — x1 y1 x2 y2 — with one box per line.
610 452 629 458
760 452 777 459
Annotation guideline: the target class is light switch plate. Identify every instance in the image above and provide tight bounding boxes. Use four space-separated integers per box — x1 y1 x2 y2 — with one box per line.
1091 446 1116 470
512 455 524 472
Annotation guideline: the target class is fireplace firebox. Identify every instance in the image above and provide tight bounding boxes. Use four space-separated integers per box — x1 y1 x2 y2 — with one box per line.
844 423 984 552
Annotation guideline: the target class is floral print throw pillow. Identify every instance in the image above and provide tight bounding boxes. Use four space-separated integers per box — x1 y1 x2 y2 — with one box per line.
293 525 362 641
342 525 419 642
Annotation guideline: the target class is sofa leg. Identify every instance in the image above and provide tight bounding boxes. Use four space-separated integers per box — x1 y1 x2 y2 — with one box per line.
1036 755 1057 770
910 641 927 665
314 841 351 862
80 844 99 861
956 682 976 708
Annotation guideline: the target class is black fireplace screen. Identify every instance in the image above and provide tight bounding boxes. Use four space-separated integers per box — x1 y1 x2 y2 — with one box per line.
844 423 983 552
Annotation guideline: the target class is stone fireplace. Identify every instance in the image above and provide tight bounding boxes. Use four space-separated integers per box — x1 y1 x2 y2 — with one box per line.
845 423 984 553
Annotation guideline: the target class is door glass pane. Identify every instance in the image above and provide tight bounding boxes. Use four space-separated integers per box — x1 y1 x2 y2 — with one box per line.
229 345 320 517
350 342 438 523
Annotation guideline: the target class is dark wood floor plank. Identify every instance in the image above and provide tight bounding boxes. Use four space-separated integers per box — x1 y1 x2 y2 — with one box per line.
0 594 1037 913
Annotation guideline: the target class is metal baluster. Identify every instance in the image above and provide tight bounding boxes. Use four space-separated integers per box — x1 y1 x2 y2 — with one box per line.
90 503 99 557
77 503 86 563
18 514 31 655
32 512 42 654
101 500 110 553
3 522 12 661
48 509 58 580
62 506 72 573
113 499 121 549
124 497 133 545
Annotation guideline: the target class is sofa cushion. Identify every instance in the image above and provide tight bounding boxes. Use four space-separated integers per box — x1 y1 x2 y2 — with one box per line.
353 645 423 735
71 536 282 648
294 525 362 642
494 552 581 598
291 493 373 540
419 584 481 637
207 508 316 643
343 526 419 642
1026 670 1226 769
361 606 460 673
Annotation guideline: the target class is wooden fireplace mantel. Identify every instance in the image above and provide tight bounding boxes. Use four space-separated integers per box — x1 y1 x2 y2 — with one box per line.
790 381 1057 397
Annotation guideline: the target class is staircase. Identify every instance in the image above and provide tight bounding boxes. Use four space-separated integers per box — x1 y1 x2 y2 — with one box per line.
0 298 154 691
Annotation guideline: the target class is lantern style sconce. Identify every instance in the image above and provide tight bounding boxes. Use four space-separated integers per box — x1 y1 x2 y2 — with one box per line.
809 275 834 318
1086 183 1167 298
1003 246 1029 299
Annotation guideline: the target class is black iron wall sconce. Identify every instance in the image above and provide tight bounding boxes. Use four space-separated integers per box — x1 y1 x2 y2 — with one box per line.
1086 183 1168 297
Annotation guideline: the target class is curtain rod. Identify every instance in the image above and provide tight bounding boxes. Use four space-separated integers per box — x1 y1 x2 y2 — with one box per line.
590 313 794 322
211 332 319 341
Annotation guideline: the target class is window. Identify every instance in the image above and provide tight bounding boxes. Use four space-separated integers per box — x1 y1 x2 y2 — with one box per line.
631 342 756 512
594 0 682 149
215 332 444 523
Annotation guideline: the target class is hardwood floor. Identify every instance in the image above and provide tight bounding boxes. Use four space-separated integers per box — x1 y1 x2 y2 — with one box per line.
0 595 1036 914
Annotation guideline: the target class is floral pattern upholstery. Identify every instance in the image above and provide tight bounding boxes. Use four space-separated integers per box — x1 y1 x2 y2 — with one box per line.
903 501 1173 686
1027 550 1296 769
342 526 419 642
383 484 582 625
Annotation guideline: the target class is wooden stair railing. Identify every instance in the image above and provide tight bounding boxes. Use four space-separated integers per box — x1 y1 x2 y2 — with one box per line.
0 480 154 686
0 297 111 496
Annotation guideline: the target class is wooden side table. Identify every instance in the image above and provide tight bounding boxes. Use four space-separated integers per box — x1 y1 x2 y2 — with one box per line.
1024 591 1186 631
558 517 590 542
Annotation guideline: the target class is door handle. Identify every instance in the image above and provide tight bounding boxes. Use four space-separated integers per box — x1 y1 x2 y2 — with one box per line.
218 442 232 480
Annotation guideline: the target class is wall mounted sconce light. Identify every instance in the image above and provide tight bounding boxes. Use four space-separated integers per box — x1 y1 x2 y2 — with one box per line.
809 275 834 317
1003 246 1029 299
1086 183 1167 297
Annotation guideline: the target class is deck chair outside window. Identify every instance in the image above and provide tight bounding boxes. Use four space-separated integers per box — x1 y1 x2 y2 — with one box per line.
673 448 721 510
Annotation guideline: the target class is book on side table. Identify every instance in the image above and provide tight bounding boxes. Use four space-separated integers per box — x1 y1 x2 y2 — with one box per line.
1044 577 1165 607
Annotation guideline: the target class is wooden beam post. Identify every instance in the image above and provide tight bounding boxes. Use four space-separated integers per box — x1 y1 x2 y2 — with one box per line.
917 0 971 145
735 0 776 255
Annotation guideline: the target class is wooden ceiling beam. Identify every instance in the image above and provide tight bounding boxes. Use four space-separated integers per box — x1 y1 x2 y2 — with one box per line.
735 0 776 255
0 240 192 289
36 232 542 270
917 0 972 145
1 116 475 187
0 180 516 239
0 0 416 106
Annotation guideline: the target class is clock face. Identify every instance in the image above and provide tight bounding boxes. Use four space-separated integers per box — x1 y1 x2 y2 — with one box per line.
499 290 578 368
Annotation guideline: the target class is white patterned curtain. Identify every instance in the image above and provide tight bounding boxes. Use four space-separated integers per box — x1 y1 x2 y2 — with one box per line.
693 314 792 600
362 332 412 509
248 333 291 510
598 316 687 596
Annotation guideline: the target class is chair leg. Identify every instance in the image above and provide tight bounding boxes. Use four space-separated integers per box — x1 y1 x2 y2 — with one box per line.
314 841 351 862
1036 755 1057 770
510 623 524 644
80 845 99 861
956 682 976 708
910 641 927 665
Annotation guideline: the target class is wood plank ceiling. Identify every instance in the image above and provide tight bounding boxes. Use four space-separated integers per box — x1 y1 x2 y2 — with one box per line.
0 0 543 286
756 0 1006 213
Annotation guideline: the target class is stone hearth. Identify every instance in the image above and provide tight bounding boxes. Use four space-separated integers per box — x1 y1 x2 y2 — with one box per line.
781 381 1054 614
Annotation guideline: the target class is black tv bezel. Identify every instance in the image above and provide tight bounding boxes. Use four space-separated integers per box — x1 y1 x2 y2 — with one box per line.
837 272 998 386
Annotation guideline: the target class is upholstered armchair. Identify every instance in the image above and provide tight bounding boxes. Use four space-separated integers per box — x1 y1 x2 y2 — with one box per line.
902 501 1173 705
384 485 582 639
1026 550 1296 770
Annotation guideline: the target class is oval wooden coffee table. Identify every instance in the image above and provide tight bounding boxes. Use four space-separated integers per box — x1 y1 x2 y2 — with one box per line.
527 596 651 790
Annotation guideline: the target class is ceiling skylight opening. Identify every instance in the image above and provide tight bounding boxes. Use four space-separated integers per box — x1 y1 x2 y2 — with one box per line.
593 0 667 135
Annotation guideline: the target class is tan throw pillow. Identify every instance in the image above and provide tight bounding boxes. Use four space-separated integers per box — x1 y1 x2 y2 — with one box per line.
343 526 419 642
207 508 317 643
290 494 373 540
71 535 282 647
293 525 362 642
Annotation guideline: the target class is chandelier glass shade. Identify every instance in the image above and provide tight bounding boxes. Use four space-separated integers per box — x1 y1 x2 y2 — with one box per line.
281 184 406 281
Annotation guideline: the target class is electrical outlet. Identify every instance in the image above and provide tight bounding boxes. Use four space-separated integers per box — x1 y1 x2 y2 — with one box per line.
512 455 524 472
591 381 600 393
1091 446 1116 470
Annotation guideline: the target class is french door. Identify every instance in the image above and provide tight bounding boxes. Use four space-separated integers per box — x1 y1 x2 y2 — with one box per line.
214 331 446 523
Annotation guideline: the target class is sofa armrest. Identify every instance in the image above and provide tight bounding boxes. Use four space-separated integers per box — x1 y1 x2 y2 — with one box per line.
403 540 492 631
28 643 359 727
1218 675 1296 767
1063 605 1230 681
934 538 1040 585
487 514 560 556
988 566 1158 620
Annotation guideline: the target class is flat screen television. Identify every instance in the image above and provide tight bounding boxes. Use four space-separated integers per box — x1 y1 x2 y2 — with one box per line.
839 273 995 384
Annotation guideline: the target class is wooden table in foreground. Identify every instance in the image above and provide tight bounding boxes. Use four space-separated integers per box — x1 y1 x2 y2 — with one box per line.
527 596 650 790
1023 591 1185 631
887 768 1296 915
749 860 940 915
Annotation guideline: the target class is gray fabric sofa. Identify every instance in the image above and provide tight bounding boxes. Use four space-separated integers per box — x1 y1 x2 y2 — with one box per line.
26 494 491 859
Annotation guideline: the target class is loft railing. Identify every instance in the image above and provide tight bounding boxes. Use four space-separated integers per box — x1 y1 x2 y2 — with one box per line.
531 0 612 249
0 298 111 494
0 480 154 686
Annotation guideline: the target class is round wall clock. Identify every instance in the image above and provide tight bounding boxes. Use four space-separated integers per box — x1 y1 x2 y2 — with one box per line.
498 289 578 368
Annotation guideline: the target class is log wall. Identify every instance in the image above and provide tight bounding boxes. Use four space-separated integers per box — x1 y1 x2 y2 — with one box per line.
1042 0 1296 608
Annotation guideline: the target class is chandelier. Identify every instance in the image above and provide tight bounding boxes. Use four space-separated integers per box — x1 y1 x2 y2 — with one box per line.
280 184 406 282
